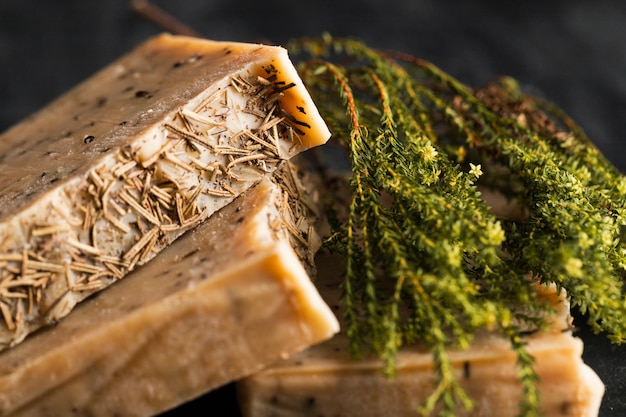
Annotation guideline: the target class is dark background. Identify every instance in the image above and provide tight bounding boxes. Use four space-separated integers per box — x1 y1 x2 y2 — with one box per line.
1 0 625 415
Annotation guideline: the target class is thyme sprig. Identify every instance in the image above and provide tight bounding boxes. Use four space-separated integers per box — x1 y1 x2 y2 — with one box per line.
289 35 626 416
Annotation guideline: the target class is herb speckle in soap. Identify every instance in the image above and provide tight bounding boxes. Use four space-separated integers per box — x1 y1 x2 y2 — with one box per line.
181 248 200 260
134 90 152 99
173 54 203 68
463 361 471 379
304 397 316 408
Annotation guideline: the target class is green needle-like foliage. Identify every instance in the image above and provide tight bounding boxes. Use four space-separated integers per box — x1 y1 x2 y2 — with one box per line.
288 35 626 416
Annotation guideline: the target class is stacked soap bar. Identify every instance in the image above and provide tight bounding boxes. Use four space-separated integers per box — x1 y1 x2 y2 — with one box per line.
0 33 330 350
0 167 339 417
237 253 605 417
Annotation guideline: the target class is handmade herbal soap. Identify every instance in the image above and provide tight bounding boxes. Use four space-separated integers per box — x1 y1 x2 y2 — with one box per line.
237 253 605 417
0 170 339 417
0 33 330 350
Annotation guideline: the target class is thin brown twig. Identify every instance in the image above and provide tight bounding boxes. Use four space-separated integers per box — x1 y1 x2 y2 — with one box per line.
130 0 202 37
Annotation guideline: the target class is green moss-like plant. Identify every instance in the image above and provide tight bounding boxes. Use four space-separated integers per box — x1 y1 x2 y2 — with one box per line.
288 35 626 416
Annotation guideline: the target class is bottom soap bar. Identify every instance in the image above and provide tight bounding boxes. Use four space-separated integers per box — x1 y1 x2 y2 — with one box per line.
0 175 339 417
237 253 605 417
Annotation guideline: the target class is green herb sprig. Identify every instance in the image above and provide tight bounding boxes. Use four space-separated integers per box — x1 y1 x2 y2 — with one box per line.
289 35 626 416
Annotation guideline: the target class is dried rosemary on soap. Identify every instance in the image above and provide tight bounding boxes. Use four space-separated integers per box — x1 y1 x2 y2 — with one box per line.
289 35 626 416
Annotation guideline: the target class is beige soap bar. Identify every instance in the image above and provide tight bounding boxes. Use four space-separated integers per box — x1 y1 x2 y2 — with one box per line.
0 169 339 417
0 33 330 350
238 253 605 417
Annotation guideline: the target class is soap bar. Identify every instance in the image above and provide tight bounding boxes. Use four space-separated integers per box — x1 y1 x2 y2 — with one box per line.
237 253 605 417
0 169 339 417
0 33 330 350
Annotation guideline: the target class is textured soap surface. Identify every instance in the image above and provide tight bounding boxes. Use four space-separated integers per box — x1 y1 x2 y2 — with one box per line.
237 252 605 417
0 33 330 350
0 170 339 417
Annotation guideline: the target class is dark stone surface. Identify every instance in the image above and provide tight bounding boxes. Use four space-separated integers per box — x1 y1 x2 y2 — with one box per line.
1 1 624 415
